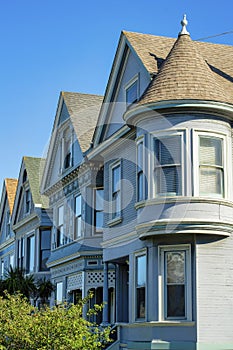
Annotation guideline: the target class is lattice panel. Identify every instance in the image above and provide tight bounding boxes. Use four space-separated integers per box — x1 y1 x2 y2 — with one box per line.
86 270 116 287
67 273 82 290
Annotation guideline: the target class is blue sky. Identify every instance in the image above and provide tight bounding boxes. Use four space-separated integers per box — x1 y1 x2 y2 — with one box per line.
0 0 233 192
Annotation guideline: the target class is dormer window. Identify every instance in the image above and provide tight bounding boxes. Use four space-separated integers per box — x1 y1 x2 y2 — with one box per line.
125 76 139 106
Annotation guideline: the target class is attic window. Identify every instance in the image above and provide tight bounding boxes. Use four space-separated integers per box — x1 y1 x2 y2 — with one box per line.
61 128 73 172
126 78 138 106
23 170 27 183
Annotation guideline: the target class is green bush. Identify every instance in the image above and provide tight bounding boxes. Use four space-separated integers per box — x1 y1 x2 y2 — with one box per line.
0 293 111 349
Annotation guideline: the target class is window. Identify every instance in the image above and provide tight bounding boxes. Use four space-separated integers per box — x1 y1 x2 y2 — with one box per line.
57 206 64 247
25 189 31 213
111 163 121 219
9 254 14 269
137 138 145 201
62 128 73 171
159 245 191 320
1 261 4 279
6 210 10 238
39 229 51 271
74 195 82 238
199 136 224 197
27 235 35 273
18 238 24 269
56 282 63 305
154 135 182 196
126 79 138 106
94 188 104 232
136 254 146 319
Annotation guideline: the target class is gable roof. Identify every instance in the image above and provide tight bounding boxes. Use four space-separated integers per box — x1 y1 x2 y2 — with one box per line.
5 179 18 215
62 92 103 153
23 156 49 208
124 30 233 106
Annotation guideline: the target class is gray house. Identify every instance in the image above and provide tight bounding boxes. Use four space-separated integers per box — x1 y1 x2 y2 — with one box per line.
41 91 115 318
86 17 233 350
11 156 52 304
0 179 18 278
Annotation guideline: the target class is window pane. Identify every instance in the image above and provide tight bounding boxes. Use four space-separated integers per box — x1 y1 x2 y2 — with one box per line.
40 229 51 249
95 212 103 230
155 136 181 165
136 287 145 318
40 250 50 271
112 166 120 193
157 166 181 195
137 141 143 169
137 255 146 286
200 137 222 166
112 192 120 218
138 171 144 202
58 206 64 226
28 236 35 273
126 81 137 105
75 217 82 237
95 189 103 211
75 195 81 216
56 282 63 304
200 167 223 195
167 285 185 317
166 251 185 284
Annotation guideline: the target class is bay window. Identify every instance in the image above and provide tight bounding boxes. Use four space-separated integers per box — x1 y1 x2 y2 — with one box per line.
154 135 182 196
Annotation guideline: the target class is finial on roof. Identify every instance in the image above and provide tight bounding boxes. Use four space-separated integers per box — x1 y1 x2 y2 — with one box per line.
179 14 190 36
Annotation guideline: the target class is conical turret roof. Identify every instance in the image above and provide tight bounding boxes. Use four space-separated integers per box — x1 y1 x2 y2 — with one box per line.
138 20 232 106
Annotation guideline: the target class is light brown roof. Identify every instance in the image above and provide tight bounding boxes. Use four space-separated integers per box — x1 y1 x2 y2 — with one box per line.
62 92 103 152
124 31 233 106
5 178 18 214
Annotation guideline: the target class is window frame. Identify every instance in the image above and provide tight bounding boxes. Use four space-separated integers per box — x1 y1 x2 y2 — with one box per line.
109 161 122 222
152 131 185 198
125 75 139 107
193 130 227 199
93 188 104 234
135 250 147 321
57 205 64 247
74 194 82 239
27 234 35 274
158 244 192 321
25 189 31 214
56 281 63 305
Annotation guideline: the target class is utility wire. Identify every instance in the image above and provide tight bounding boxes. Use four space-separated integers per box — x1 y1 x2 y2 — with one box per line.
195 30 233 41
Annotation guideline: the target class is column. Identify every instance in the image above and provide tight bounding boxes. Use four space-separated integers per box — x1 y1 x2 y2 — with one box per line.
102 262 109 326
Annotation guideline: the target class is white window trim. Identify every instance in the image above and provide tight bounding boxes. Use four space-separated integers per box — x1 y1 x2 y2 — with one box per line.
158 244 192 322
193 130 228 199
150 130 186 199
74 194 82 239
136 136 146 202
134 249 147 322
108 160 122 226
124 74 140 107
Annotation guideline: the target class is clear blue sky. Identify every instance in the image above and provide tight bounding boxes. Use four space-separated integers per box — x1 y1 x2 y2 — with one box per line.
1 0 233 192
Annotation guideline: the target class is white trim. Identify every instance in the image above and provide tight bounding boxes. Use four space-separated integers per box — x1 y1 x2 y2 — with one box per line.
109 160 122 222
158 244 192 322
150 130 186 198
193 130 228 199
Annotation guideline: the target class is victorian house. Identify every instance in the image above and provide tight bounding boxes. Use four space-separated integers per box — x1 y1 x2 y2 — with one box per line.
0 178 17 278
11 156 52 303
86 16 233 350
40 92 115 320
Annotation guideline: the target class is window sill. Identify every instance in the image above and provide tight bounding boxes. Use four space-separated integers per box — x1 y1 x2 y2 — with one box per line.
116 320 195 327
107 217 122 227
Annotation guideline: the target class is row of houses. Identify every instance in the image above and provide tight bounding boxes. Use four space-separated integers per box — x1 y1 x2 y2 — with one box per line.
1 16 233 349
